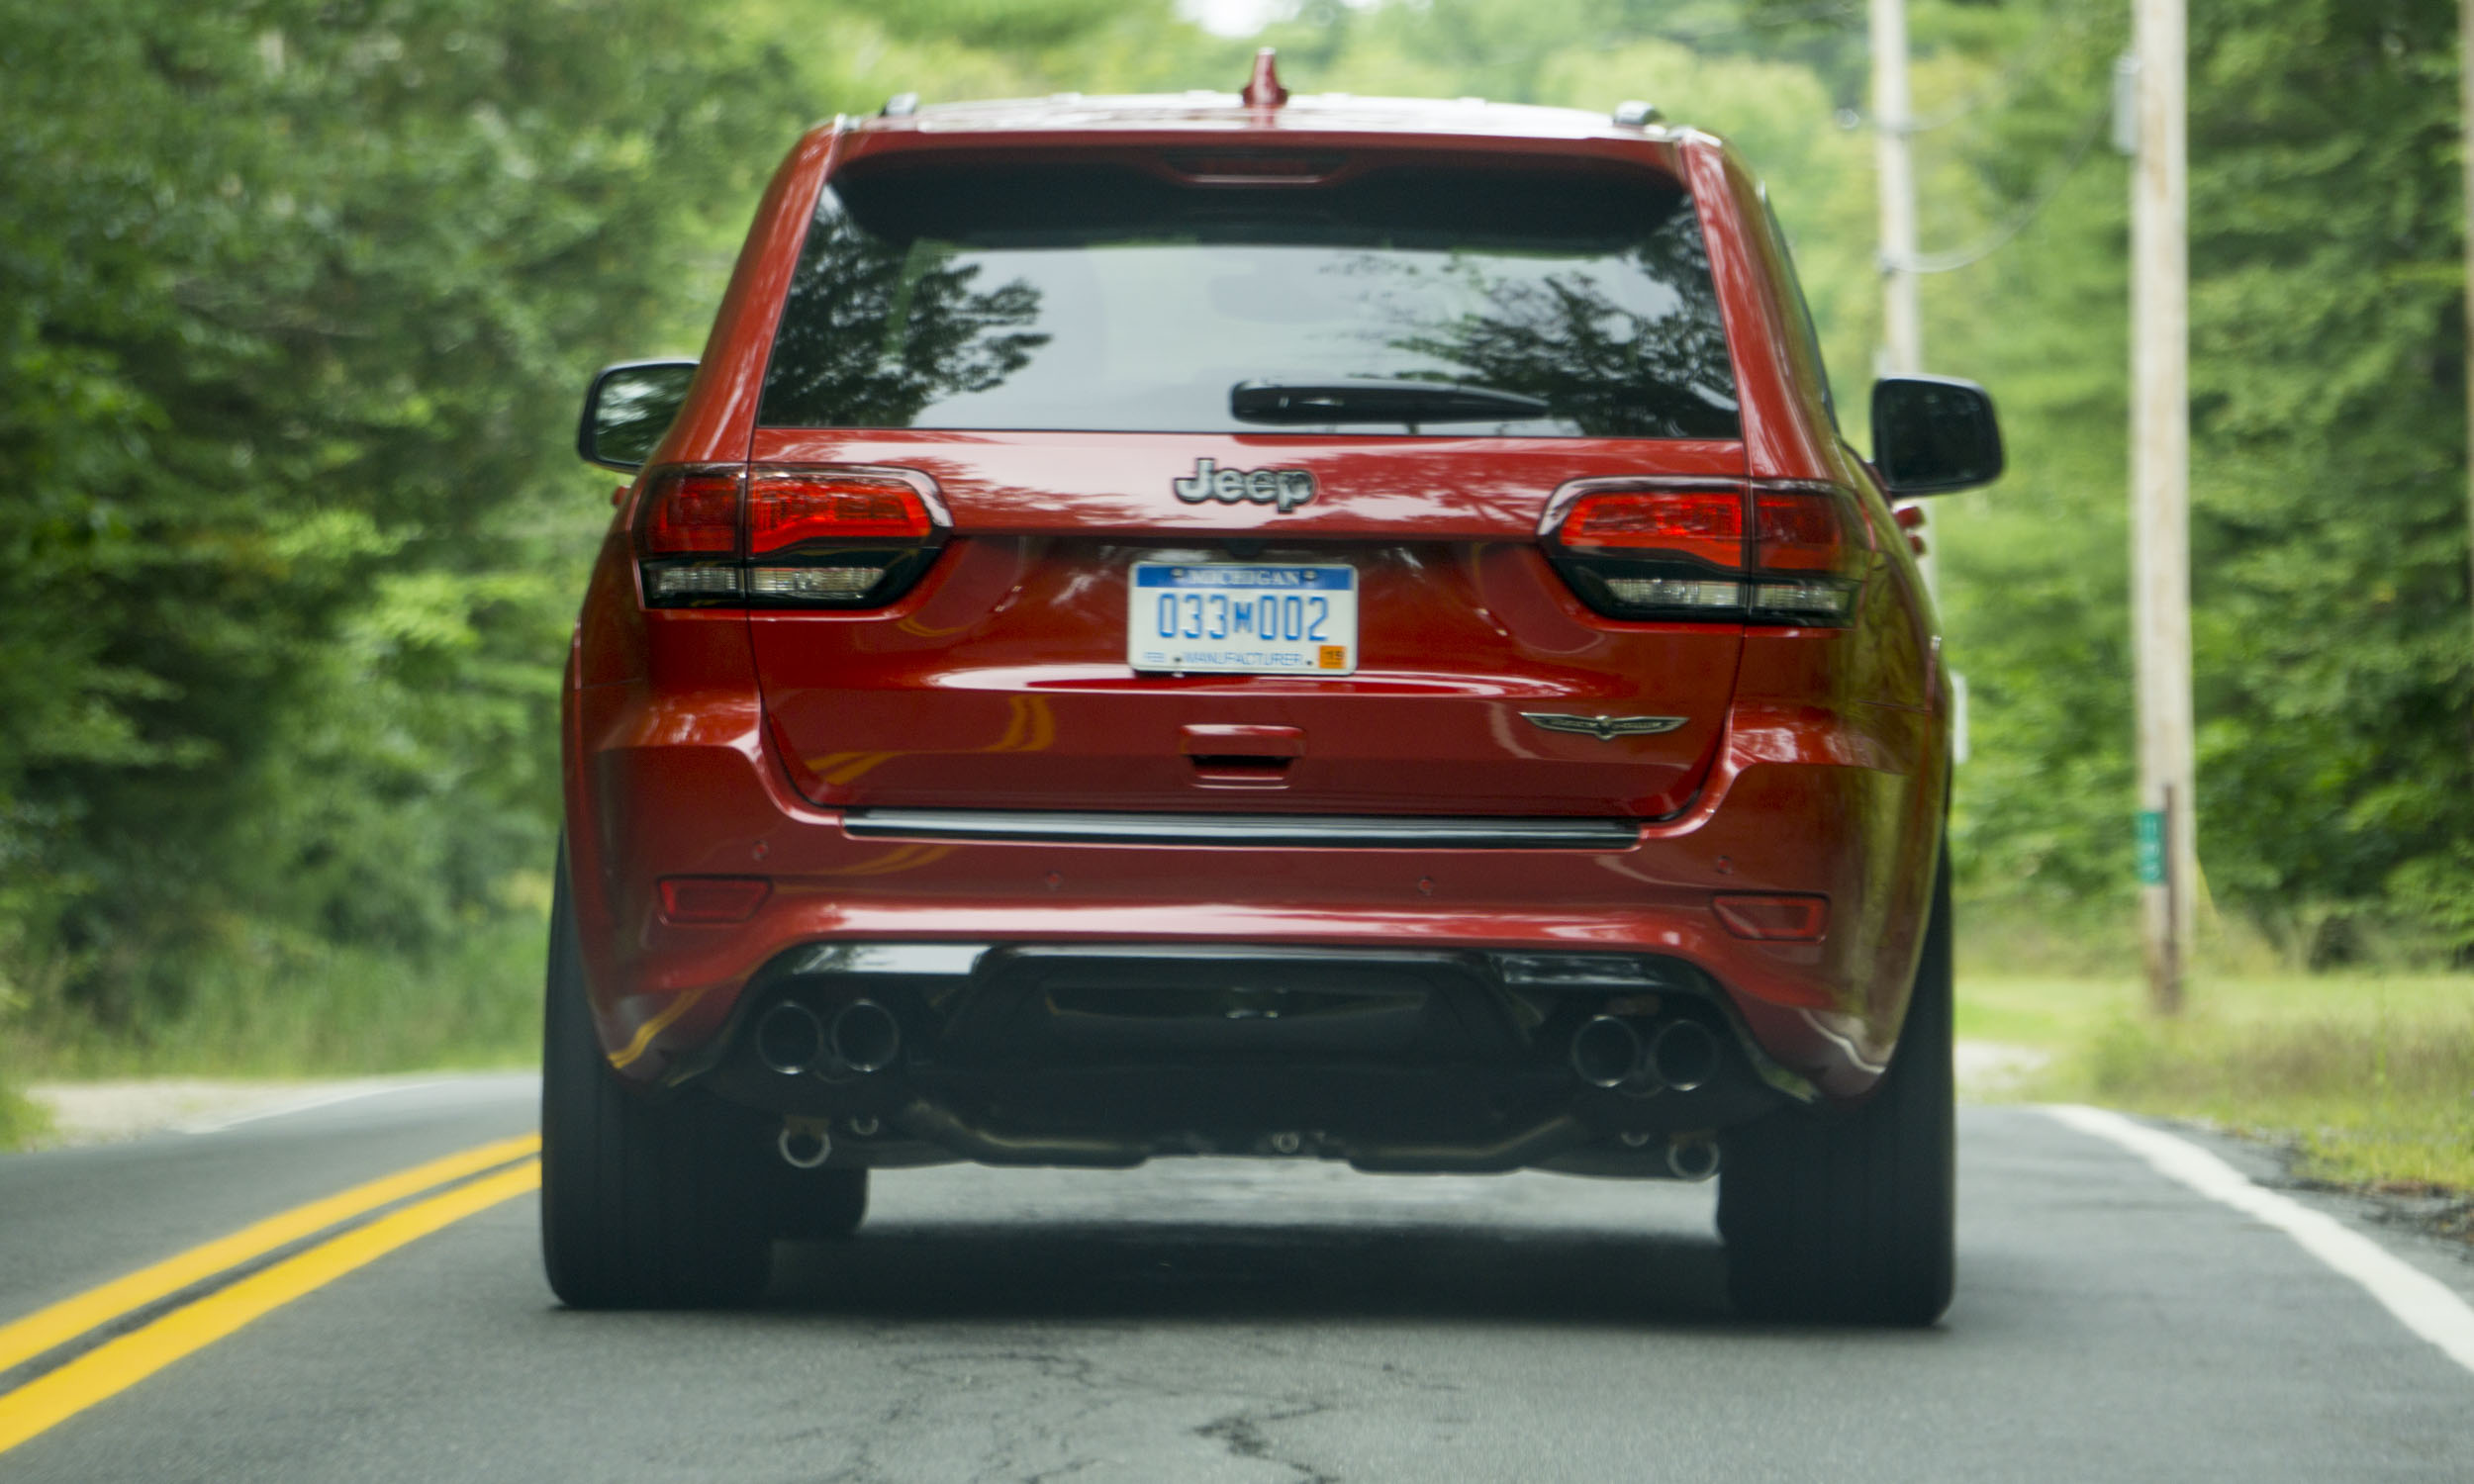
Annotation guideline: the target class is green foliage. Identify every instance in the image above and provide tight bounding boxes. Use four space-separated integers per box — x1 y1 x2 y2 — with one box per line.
1922 0 2474 959
1915 4 2143 919
0 0 1221 1067
869 0 1174 51
2183 0 2474 953
29 912 550 1078
0 0 804 1042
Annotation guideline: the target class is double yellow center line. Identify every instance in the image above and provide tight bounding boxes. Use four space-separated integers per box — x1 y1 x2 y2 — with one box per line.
0 1133 541 1455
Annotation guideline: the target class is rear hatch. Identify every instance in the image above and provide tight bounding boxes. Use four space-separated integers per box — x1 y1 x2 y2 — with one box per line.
702 146 1771 819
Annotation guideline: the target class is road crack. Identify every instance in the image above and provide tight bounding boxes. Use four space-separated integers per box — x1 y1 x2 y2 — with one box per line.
1194 1401 1339 1483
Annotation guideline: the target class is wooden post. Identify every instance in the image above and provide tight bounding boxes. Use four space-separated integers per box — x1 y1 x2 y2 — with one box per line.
2130 0 2195 1014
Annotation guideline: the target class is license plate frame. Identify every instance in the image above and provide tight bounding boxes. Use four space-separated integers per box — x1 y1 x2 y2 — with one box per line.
1127 562 1359 677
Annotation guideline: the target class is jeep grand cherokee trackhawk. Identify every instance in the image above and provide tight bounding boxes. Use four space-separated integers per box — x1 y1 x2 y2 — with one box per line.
541 53 2004 1325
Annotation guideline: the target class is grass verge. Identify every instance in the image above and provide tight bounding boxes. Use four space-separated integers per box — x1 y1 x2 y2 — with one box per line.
6 913 544 1090
0 1074 50 1149
1958 972 2474 1192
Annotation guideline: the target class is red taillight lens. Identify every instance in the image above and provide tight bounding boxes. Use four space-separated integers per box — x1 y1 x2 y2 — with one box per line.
1746 489 1858 620
1544 480 1865 626
748 475 933 553
1558 490 1746 569
658 877 771 924
1712 893 1829 941
641 469 741 555
632 464 946 609
1754 491 1846 572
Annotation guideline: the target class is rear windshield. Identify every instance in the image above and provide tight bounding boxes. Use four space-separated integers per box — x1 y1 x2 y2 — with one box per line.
756 158 1739 439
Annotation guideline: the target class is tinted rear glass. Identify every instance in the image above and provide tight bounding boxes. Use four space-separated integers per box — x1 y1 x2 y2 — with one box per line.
757 159 1739 439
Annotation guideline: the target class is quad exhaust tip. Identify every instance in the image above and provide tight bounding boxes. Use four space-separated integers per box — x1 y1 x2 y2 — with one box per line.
1570 1014 1643 1089
756 1001 825 1076
1646 1019 1719 1093
757 997 904 1077
1570 1013 1722 1094
829 998 903 1074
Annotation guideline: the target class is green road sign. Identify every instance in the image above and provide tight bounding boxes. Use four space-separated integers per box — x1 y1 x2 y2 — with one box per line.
2135 809 2165 885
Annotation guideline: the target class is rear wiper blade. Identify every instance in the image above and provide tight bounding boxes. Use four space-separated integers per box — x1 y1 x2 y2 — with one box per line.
1230 378 1553 426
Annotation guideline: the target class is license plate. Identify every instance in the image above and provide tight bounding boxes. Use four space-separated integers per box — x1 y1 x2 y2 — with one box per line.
1128 563 1358 676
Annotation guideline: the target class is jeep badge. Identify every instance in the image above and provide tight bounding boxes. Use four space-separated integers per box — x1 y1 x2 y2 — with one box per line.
1172 457 1316 513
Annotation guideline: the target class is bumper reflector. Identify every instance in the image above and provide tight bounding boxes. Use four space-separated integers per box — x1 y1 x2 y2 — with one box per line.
1712 893 1829 942
658 877 772 925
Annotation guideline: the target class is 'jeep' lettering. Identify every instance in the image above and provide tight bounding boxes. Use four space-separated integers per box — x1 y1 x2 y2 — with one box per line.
1172 457 1318 513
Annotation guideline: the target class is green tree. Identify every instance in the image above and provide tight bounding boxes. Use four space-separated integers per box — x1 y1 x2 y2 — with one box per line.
0 0 1227 1069
0 0 805 1029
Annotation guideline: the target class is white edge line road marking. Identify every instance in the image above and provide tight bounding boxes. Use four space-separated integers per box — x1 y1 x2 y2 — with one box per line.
179 1075 522 1135
178 1080 458 1135
2048 1103 2474 1378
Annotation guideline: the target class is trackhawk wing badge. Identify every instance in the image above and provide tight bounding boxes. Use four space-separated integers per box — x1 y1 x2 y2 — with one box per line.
1521 712 1689 742
1173 457 1317 512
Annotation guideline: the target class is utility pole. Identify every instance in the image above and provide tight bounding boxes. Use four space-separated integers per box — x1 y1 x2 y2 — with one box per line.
2129 0 2195 1014
1870 0 1933 596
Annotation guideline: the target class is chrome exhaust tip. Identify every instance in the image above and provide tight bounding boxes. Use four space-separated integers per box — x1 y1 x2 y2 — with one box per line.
1570 1014 1644 1089
828 998 903 1074
1646 1019 1720 1093
755 1001 825 1076
1665 1135 1720 1181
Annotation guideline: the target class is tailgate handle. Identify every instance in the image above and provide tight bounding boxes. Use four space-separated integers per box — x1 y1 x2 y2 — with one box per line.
1180 724 1302 788
1179 725 1304 758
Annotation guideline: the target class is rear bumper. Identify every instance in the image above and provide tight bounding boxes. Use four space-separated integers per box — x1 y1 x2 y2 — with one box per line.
563 677 1945 1112
695 941 1791 1175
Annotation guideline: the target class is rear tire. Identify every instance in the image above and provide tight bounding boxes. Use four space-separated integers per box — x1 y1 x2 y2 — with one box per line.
539 850 775 1309
1718 851 1955 1326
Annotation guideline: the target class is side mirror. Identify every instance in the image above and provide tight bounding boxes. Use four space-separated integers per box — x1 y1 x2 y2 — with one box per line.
1870 375 2003 496
577 359 697 472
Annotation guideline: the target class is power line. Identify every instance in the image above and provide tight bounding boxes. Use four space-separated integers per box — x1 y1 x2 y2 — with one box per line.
1882 91 2114 275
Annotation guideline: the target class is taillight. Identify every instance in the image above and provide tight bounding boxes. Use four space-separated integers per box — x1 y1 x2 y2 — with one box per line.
1542 481 1864 626
632 465 947 609
748 475 935 549
1559 489 1744 568
637 466 748 603
643 471 739 554
1748 486 1858 623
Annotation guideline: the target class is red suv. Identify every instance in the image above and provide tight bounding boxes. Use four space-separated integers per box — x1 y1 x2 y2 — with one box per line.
540 56 2002 1324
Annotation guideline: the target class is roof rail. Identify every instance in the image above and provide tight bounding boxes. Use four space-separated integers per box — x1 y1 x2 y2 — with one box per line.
881 92 918 118
1612 100 1663 127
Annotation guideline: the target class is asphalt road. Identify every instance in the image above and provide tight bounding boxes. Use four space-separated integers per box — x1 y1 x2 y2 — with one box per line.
2 1077 2469 1482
